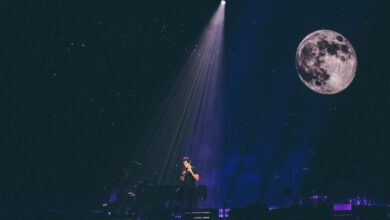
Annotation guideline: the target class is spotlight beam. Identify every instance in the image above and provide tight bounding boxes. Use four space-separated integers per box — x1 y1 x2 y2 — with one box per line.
132 3 225 208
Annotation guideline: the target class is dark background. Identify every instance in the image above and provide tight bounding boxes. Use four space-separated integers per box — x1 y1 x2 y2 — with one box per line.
1 0 389 209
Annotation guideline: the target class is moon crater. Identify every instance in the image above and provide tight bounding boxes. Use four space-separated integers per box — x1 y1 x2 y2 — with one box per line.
296 30 357 94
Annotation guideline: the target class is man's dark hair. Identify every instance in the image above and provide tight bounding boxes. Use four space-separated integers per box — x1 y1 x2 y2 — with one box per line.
182 156 191 163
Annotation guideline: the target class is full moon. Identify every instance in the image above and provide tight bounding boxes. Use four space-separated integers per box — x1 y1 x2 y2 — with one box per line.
295 30 357 94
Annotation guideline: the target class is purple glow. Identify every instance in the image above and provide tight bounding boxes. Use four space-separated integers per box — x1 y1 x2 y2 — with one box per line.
173 213 182 219
218 208 230 218
108 188 119 203
333 203 352 211
218 209 223 218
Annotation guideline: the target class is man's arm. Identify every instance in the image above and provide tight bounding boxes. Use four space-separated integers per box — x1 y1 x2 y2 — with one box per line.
188 167 199 181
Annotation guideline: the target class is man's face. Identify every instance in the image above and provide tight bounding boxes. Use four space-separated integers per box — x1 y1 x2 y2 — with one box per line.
183 161 190 169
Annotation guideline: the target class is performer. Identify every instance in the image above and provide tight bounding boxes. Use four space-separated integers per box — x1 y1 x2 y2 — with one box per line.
179 156 199 210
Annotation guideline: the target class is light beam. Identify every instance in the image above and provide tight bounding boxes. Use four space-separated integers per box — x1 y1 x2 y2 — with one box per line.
131 3 225 208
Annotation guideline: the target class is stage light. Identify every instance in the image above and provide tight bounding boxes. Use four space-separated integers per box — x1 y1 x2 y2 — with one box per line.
221 0 226 5
132 1 225 208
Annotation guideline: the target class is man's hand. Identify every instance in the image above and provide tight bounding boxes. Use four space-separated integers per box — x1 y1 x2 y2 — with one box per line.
187 166 199 181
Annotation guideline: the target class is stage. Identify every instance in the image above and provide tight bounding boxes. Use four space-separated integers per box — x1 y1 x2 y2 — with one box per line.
2 202 389 220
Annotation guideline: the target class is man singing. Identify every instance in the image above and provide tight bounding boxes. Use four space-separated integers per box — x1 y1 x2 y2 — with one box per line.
179 156 199 210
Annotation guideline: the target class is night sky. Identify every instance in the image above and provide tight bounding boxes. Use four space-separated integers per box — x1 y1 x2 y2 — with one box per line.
2 0 390 209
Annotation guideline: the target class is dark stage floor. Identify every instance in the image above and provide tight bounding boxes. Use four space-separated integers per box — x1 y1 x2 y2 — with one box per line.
2 205 389 220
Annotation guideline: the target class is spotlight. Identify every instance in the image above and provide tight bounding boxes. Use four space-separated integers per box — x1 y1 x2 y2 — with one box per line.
221 0 226 5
